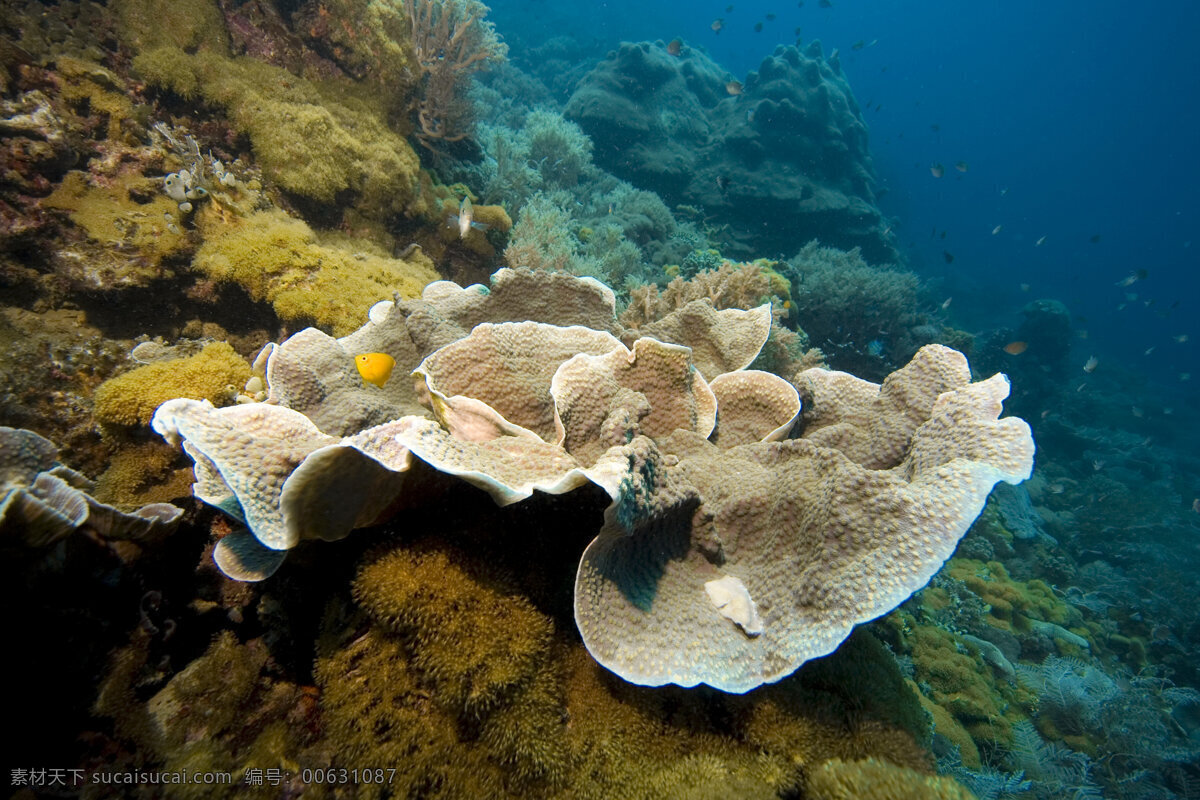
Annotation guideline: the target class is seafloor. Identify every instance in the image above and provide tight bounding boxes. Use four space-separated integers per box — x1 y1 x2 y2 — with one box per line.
2 1 1198 799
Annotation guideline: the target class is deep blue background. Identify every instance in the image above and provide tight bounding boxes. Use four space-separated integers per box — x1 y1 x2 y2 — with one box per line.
487 0 1199 388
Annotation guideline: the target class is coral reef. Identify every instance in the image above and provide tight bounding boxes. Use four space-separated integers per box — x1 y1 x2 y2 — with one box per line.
132 46 429 222
565 41 895 262
152 269 1033 694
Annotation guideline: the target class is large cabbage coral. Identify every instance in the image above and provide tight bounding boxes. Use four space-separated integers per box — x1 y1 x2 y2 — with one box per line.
151 268 1033 693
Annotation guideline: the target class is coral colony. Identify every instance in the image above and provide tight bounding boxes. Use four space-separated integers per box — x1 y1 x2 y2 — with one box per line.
2 0 1197 797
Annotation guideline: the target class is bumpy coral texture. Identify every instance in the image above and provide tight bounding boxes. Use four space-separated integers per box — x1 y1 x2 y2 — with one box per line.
153 269 1033 692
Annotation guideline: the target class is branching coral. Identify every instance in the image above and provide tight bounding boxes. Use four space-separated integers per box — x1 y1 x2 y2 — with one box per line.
407 0 507 148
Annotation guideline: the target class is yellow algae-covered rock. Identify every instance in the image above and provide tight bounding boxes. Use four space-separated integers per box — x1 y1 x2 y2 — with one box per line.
945 558 1084 640
193 209 439 336
806 758 977 800
910 680 981 768
112 0 229 54
56 57 139 142
92 441 195 510
132 48 424 221
93 342 250 427
43 169 190 289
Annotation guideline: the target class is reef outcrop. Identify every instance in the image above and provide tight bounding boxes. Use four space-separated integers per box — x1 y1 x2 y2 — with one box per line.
565 41 895 263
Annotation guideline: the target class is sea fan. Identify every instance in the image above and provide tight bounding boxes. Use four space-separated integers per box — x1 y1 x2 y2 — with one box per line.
1007 719 1103 799
1017 655 1118 735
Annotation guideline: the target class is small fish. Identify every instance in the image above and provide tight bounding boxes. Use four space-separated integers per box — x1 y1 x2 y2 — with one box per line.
1000 187 1009 196
1193 498 1200 513
1076 383 1088 392
1048 483 1065 495
943 250 954 264
1003 341 1028 355
1089 234 1102 243
1181 373 1191 381
1092 459 1105 472
447 196 489 239
711 18 725 32
1035 235 1047 246
992 225 1003 235
1131 406 1144 418
851 40 865 50
766 13 776 20
725 80 743 95
727 4 734 10
795 26 803 36
1117 303 1127 311
355 353 396 388
930 163 944 178
1144 346 1155 356
666 38 682 56
818 0 831 7
941 297 952 310
754 21 763 32
1174 334 1189 343
954 161 968 172
1020 283 1031 292
716 175 730 193
1083 355 1099 373
1115 272 1139 287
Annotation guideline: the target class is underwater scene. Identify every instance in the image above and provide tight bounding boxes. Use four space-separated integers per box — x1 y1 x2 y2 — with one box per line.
2 0 1198 797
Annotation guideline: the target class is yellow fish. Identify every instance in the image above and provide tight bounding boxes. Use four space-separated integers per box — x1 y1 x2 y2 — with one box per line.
355 353 395 388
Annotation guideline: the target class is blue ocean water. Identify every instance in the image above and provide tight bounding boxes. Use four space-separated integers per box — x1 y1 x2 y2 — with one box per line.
491 0 1200 387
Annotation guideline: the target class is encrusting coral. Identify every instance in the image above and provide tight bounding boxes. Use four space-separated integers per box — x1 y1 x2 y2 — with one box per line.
0 426 182 545
151 268 1035 695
